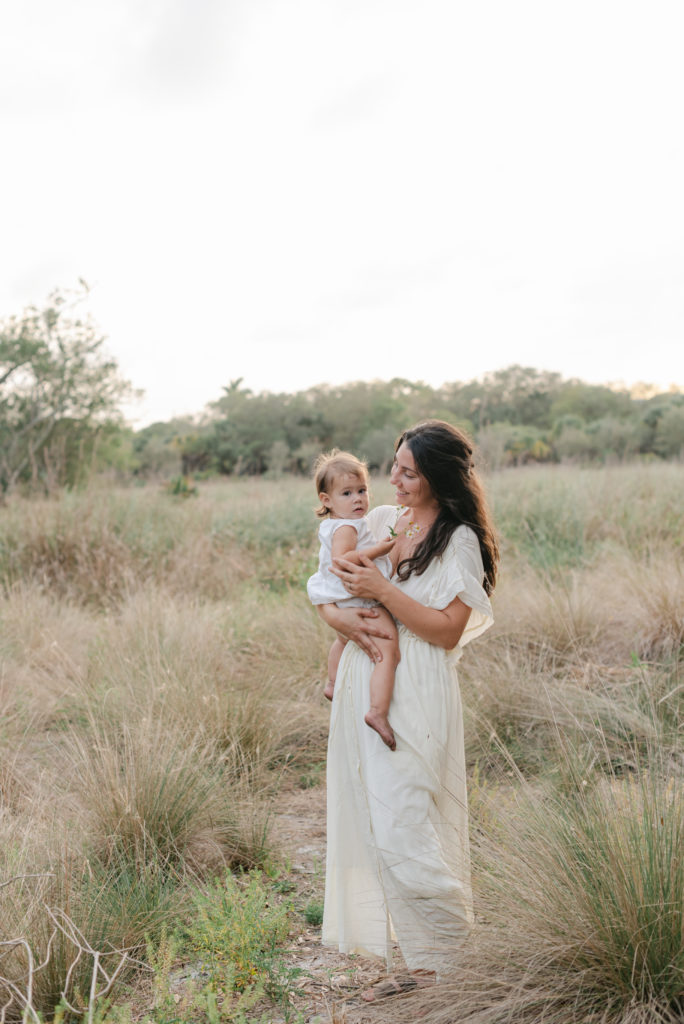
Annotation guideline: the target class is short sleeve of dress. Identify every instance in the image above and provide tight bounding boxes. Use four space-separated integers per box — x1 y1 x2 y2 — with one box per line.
429 525 494 647
321 518 362 541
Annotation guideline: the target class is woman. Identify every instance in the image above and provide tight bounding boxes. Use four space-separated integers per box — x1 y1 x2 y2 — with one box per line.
317 420 498 985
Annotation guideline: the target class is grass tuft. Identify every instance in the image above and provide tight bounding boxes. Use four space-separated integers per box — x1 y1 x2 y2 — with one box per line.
389 753 684 1024
67 717 272 874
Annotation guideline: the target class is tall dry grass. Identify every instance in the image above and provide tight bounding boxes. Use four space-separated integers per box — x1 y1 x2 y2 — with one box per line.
0 464 681 1020
0 479 334 1017
459 463 683 777
490 462 684 569
386 754 684 1024
0 477 321 604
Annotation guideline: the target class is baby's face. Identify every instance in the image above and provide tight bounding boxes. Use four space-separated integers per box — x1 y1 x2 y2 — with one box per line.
322 473 370 519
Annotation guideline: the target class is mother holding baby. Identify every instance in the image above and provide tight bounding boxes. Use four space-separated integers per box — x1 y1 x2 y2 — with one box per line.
317 419 499 989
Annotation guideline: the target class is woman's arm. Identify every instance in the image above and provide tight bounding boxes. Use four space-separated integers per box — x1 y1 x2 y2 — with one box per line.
383 586 471 649
331 554 472 650
316 603 394 662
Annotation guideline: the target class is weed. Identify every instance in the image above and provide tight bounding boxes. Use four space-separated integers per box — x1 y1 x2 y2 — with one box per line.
298 761 325 789
303 901 324 927
166 476 198 498
272 878 297 894
182 871 304 1010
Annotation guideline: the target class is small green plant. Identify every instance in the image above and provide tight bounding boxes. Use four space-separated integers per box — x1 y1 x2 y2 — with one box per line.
272 877 296 894
298 761 324 789
166 475 198 498
303 900 323 927
183 870 304 1010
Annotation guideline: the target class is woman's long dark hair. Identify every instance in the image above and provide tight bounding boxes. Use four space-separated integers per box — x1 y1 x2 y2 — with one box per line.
394 420 499 594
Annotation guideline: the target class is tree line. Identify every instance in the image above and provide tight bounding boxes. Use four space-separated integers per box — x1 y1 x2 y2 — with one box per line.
136 371 683 480
2 289 683 494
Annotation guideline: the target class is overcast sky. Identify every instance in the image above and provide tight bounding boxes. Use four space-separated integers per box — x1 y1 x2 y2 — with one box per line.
1 0 682 426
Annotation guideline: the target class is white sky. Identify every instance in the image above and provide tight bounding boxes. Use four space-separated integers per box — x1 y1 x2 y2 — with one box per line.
1 0 683 426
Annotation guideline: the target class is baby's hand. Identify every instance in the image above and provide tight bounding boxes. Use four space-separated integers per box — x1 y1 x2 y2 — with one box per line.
340 537 395 568
373 536 396 555
343 549 365 566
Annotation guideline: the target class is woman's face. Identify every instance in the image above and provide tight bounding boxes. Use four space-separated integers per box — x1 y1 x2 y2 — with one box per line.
389 442 434 509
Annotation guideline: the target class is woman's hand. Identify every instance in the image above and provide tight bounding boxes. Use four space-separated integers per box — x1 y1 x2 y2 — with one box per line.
316 603 393 662
330 553 389 603
333 555 473 651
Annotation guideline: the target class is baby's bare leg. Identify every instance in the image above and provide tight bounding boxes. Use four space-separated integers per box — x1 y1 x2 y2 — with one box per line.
364 607 400 750
325 635 347 701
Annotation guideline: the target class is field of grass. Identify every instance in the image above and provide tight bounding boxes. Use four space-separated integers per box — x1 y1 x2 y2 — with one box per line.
0 463 682 1023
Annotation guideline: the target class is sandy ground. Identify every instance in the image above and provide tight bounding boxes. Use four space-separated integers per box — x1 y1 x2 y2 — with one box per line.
273 780 434 1024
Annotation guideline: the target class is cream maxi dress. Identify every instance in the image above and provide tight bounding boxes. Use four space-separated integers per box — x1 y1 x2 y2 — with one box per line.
323 505 493 975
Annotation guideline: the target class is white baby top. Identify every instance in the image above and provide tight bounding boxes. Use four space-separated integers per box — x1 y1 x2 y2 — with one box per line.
307 516 392 609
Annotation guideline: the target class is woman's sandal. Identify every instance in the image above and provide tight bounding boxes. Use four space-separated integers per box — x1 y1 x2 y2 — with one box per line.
360 971 436 1002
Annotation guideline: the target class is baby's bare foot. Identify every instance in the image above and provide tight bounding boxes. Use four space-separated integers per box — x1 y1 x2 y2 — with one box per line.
324 681 335 702
365 708 396 750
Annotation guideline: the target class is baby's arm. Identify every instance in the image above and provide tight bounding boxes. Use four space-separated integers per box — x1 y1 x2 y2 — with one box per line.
329 525 364 562
342 536 396 566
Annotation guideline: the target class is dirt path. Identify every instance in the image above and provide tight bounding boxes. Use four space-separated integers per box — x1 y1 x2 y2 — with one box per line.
274 780 422 1024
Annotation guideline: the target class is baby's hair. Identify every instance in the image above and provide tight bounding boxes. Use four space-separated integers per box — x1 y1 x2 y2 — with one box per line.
313 449 369 518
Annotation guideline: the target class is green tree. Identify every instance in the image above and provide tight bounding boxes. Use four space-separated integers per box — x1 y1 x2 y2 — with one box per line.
359 425 399 472
452 366 563 431
133 417 199 477
654 404 684 457
206 381 292 474
550 381 632 424
587 416 642 461
132 370 684 484
0 285 133 493
554 424 596 461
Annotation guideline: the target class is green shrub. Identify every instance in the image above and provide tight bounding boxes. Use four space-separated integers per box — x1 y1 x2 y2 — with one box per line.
184 871 304 1004
303 901 323 928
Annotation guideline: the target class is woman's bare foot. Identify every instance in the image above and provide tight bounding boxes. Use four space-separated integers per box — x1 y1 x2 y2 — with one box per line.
411 970 436 983
365 708 396 750
324 681 335 701
361 974 416 1001
360 971 435 1002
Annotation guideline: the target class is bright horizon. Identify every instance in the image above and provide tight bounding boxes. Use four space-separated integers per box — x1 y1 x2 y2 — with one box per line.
2 0 683 427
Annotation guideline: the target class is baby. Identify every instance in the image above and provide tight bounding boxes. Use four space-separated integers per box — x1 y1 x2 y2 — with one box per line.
307 450 399 750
